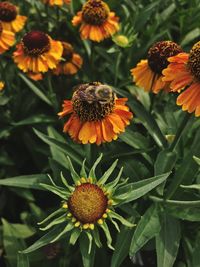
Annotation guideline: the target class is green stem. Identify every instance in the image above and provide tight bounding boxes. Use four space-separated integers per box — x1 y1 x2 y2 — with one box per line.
149 195 200 207
47 73 59 112
114 51 122 86
169 112 192 152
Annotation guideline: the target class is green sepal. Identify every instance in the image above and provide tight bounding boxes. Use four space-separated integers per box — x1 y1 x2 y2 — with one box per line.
80 233 96 267
109 211 135 228
100 221 114 250
39 183 70 199
105 167 123 191
193 156 200 165
38 208 64 225
69 228 81 245
50 223 73 243
109 216 120 232
39 213 66 231
66 156 80 183
92 228 102 248
89 153 103 180
98 159 118 185
80 158 88 178
60 172 74 191
85 231 93 254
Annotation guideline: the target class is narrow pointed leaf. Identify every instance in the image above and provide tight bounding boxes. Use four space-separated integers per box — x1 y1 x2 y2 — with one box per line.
109 211 134 227
92 228 102 248
0 174 48 190
80 158 88 178
66 156 80 183
98 159 118 185
100 222 114 250
17 254 29 267
106 167 123 191
130 205 161 256
80 233 96 267
50 223 73 243
22 225 65 253
40 214 66 231
38 208 64 225
60 172 74 191
156 214 181 267
69 229 81 245
89 153 103 179
39 183 69 199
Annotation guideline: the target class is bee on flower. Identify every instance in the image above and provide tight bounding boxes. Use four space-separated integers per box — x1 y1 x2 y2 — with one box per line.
0 1 27 33
162 41 200 117
13 31 63 74
72 0 119 42
53 42 83 76
58 82 133 145
131 41 183 94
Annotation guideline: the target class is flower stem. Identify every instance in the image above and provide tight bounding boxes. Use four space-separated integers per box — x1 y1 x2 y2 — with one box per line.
169 112 192 152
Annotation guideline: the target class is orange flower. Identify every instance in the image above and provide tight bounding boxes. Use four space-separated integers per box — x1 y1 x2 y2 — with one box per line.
0 21 15 54
53 42 83 75
13 31 63 73
0 2 27 33
72 0 119 42
131 41 183 93
58 82 133 145
162 41 200 117
43 0 70 6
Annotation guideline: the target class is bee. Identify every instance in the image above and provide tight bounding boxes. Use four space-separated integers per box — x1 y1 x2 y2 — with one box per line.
77 83 115 104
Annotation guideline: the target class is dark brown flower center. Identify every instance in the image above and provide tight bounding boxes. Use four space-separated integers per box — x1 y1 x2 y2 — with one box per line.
82 0 109 25
147 41 182 74
68 183 108 224
0 2 17 22
22 31 50 56
72 82 115 122
188 41 200 80
62 42 74 62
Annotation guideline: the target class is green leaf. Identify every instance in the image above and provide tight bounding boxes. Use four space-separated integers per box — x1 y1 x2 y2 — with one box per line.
50 223 73 243
39 183 70 199
181 28 200 46
2 219 27 267
129 205 161 256
39 214 66 231
69 229 81 245
12 114 55 127
180 184 200 190
33 128 84 167
116 172 171 204
98 159 118 185
22 225 65 253
109 211 135 228
156 214 181 267
0 174 48 190
166 205 200 222
19 73 53 106
66 156 80 183
111 224 134 267
80 233 96 267
89 153 103 180
119 128 149 149
193 156 200 165
17 254 29 267
100 222 114 250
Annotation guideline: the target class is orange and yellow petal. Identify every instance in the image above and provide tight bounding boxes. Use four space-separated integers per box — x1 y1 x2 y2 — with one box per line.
72 11 119 42
176 83 200 116
1 16 27 33
27 72 43 81
162 52 193 92
0 30 15 54
13 39 63 73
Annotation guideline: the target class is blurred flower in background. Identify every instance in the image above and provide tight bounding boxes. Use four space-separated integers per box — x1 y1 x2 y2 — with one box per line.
163 41 200 117
0 21 15 54
0 2 27 33
42 0 70 6
0 81 5 91
72 0 119 42
13 31 63 73
131 41 183 93
58 82 133 144
53 41 83 75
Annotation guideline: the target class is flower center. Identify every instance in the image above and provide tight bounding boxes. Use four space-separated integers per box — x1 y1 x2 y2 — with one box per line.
0 2 17 22
68 183 108 224
147 41 182 74
82 0 109 25
62 42 74 62
188 41 200 80
22 31 51 57
72 82 115 122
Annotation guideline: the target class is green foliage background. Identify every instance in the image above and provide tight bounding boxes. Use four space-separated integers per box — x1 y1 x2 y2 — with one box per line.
1 0 200 266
